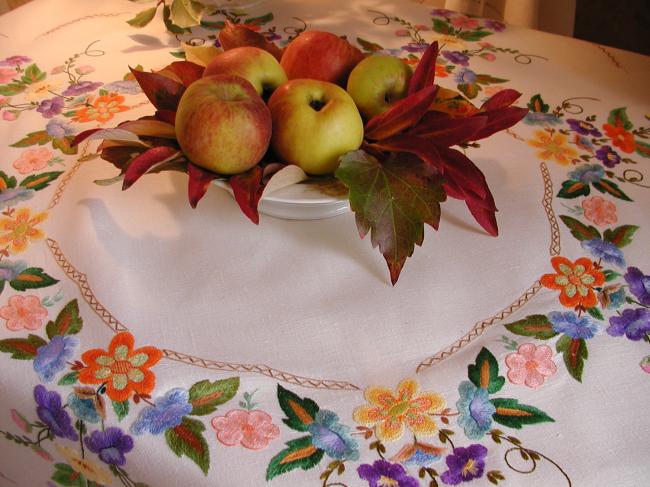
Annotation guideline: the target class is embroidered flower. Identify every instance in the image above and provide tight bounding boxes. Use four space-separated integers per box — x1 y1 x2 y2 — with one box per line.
483 19 506 32
68 388 103 424
78 331 162 402
431 35 467 51
450 15 480 30
11 409 30 432
55 444 113 485
308 410 359 460
573 134 594 152
0 259 28 282
0 67 17 84
598 285 626 310
33 385 78 441
23 79 63 102
548 311 600 339
440 444 488 485
131 388 192 435
568 163 604 184
2 110 18 121
523 112 562 126
527 129 578 165
0 207 48 254
640 356 650 374
595 145 621 168
63 81 103 97
358 459 419 487
0 188 34 210
624 267 650 306
442 50 469 66
480 52 496 61
353 378 445 442
454 67 477 84
36 97 65 119
391 441 445 467
540 256 605 308
602 123 635 153
505 344 556 388
102 80 142 95
211 409 280 451
73 94 129 124
0 294 47 331
607 308 650 341
45 118 75 139
581 196 617 226
435 64 449 78
0 56 31 66
580 239 625 267
430 9 455 17
74 65 95 75
456 381 495 439
401 42 429 53
566 119 601 136
85 427 134 466
34 335 79 382
12 147 53 174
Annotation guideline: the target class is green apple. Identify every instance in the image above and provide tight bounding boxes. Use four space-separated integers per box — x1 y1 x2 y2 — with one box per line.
203 46 287 98
268 79 364 175
346 55 413 119
175 74 272 175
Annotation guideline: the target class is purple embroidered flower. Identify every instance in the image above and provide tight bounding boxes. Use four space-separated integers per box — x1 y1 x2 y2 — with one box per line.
308 410 359 460
0 55 31 66
625 267 650 305
524 112 562 126
45 118 75 139
85 427 134 466
102 80 141 95
0 187 34 210
358 460 419 487
34 385 78 441
608 308 650 341
33 335 79 382
430 8 455 17
131 388 192 435
454 68 477 84
580 239 625 267
456 381 496 439
566 119 601 137
595 145 621 168
402 42 429 53
36 97 65 119
548 311 600 339
440 444 488 485
483 19 506 32
264 31 282 42
0 260 27 282
442 50 469 66
568 164 604 184
62 81 103 96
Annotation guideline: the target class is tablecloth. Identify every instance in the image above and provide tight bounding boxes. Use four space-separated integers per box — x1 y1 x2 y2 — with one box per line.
0 1 649 486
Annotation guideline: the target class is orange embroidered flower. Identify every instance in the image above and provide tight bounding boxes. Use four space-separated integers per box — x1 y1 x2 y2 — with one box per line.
0 207 48 254
435 63 449 78
602 123 635 153
353 378 445 442
540 256 605 308
527 129 578 165
73 94 129 124
78 332 162 402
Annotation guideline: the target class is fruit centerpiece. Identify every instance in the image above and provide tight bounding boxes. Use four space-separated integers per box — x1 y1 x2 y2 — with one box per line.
73 22 528 284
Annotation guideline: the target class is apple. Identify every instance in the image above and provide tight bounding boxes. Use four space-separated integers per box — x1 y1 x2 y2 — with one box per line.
268 79 364 175
280 31 365 86
203 47 288 98
346 55 413 119
175 74 272 175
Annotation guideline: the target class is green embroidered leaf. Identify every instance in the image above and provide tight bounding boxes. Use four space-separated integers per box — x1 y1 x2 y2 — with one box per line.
593 179 632 201
170 51 187 59
200 20 226 30
277 384 319 432
10 268 59 291
607 107 633 130
604 269 620 282
20 171 63 191
556 335 588 382
21 64 46 84
0 334 47 360
244 12 274 26
587 307 604 321
266 436 324 481
112 400 129 421
0 171 17 190
475 74 508 85
468 347 505 393
0 82 25 96
165 417 210 475
188 377 239 416
432 18 454 35
559 215 601 241
504 315 558 340
458 30 492 41
127 6 159 28
51 463 84 487
357 37 384 53
11 130 53 148
603 225 639 248
528 94 549 113
557 179 590 199
52 136 78 155
45 299 82 339
635 140 650 158
58 371 79 386
491 398 554 429
458 82 480 99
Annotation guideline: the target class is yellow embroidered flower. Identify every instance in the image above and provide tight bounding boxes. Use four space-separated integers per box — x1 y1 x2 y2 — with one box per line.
431 34 467 50
23 79 63 102
527 129 578 166
353 378 445 442
55 445 112 485
0 207 48 254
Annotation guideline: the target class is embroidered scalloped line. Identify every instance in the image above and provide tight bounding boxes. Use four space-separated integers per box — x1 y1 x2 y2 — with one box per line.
49 158 84 210
541 162 561 256
593 43 626 73
37 13 129 38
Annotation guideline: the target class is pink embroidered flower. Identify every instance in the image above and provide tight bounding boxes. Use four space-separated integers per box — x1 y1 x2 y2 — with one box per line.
0 67 17 84
505 344 557 388
74 65 95 75
581 196 617 226
480 52 496 61
478 41 494 48
211 410 280 450
11 409 30 432
450 15 480 30
395 29 410 37
12 147 53 174
50 65 65 75
0 295 48 331
2 111 17 121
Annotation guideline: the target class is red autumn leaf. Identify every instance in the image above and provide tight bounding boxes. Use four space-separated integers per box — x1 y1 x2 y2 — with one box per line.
480 88 522 111
123 146 181 190
165 61 205 87
469 106 528 141
219 21 283 61
155 109 176 125
129 67 186 112
409 113 488 147
408 41 439 95
100 145 146 170
71 128 102 147
229 165 265 224
465 190 498 236
187 163 218 208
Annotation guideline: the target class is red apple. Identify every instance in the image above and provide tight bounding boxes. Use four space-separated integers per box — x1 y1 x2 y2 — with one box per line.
280 31 365 86
175 75 271 175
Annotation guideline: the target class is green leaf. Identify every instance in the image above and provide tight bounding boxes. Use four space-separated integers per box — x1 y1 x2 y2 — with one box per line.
458 30 492 41
504 315 558 340
559 215 601 241
170 51 187 59
277 384 319 432
127 6 159 28
163 4 190 34
0 334 47 360
557 179 590 199
51 463 84 487
10 268 59 291
266 436 324 481
357 37 384 53
607 107 633 130
556 335 588 382
188 377 239 416
603 225 639 248
165 417 210 475
475 74 508 85
586 307 604 321
45 299 82 339
635 139 650 158
335 150 445 285
0 82 25 96
244 12 273 26
200 20 225 30
170 0 204 28
491 398 554 429
20 171 63 191
0 171 17 190
593 179 632 201
10 130 52 148
604 269 620 282
21 64 46 84
468 347 505 393
112 400 129 421
528 94 549 113
52 136 78 155
58 371 79 386
432 18 454 35
458 82 480 99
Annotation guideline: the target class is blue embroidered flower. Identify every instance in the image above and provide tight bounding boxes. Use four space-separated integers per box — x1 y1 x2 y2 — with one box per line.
625 267 650 306
67 392 101 424
548 311 600 339
392 441 445 467
131 388 192 435
442 50 469 66
0 187 34 210
33 335 79 383
85 427 134 466
45 118 75 138
523 112 561 126
580 239 625 267
102 80 142 95
402 42 429 53
607 308 650 341
34 385 78 441
454 67 477 84
605 287 626 310
0 260 28 282
308 410 359 461
568 164 604 184
456 381 495 440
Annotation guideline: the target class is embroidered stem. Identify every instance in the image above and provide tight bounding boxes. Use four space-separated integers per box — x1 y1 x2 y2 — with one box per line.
78 420 85 459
